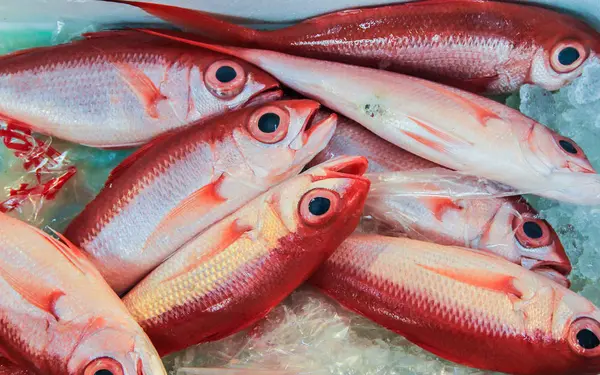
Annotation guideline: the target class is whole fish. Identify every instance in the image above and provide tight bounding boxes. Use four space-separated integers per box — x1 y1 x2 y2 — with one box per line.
96 0 600 30
311 116 571 286
65 99 336 295
311 234 600 375
0 29 281 148
106 0 600 93
123 156 370 356
0 212 167 375
136 33 600 205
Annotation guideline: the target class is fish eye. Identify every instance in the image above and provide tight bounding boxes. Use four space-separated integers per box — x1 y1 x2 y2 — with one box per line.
550 41 587 73
248 105 289 143
578 329 600 350
558 47 581 66
204 60 246 99
215 65 237 83
309 197 331 216
258 112 281 133
569 318 600 356
523 221 543 239
83 358 124 375
559 139 579 155
299 189 339 226
513 216 552 248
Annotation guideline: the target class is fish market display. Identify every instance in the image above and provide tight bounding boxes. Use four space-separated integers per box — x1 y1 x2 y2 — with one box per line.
139 34 600 205
0 29 281 148
0 212 167 375
111 0 600 94
311 233 600 375
65 99 336 295
123 156 371 356
312 116 571 286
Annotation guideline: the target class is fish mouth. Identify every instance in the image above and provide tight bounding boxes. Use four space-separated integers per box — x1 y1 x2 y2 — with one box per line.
244 86 283 108
288 102 337 166
312 155 371 184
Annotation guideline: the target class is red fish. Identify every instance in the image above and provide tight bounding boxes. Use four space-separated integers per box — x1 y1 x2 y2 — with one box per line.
310 115 572 286
311 234 600 375
0 29 280 148
123 156 371 356
105 0 600 94
0 212 167 375
65 99 336 295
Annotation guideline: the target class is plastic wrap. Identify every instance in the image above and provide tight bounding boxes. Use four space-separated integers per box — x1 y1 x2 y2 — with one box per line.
0 2 599 375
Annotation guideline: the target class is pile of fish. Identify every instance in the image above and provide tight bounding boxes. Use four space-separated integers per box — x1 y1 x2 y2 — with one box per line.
1 0 600 374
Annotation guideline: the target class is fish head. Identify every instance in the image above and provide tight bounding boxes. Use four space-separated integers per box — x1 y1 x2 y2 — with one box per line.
200 52 282 109
269 155 370 251
68 319 166 375
529 124 595 175
233 99 337 184
477 197 571 286
528 14 600 91
508 199 571 287
548 291 600 374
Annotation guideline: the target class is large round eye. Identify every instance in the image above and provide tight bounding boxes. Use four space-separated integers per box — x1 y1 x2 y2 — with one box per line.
550 41 588 73
83 358 124 375
554 135 584 157
513 216 552 248
568 318 600 356
299 189 340 227
204 60 247 99
248 105 290 144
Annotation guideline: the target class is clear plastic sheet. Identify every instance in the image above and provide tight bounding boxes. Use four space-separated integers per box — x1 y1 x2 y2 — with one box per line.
0 2 598 375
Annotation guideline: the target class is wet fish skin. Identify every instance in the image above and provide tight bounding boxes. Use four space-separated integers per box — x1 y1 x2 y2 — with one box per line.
311 115 571 285
311 234 600 375
65 99 336 295
0 212 166 375
108 0 600 93
96 0 600 29
123 156 371 356
0 29 280 148
142 36 600 205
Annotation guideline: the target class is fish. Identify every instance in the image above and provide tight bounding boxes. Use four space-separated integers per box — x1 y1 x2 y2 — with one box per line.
310 115 571 286
0 212 167 375
104 0 600 94
122 156 371 356
131 33 600 205
96 0 600 30
0 29 281 148
65 99 336 295
310 233 600 375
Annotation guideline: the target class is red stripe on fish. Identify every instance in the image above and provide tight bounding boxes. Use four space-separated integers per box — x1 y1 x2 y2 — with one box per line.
400 130 446 153
113 62 168 119
417 263 523 299
421 197 463 221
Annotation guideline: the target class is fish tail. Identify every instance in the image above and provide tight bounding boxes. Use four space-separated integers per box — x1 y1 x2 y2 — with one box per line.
102 0 260 45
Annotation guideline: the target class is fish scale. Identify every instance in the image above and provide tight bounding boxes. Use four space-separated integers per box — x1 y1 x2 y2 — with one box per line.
66 99 337 295
114 0 600 94
122 156 370 356
310 234 600 374
0 29 280 147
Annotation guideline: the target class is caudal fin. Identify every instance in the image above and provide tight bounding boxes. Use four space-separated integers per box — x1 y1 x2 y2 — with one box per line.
101 0 260 45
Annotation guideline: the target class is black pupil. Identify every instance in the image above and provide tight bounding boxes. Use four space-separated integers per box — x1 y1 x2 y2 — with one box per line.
94 371 114 375
308 197 331 216
258 113 280 133
558 47 581 66
523 221 543 239
215 66 237 83
559 140 578 154
577 329 600 349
